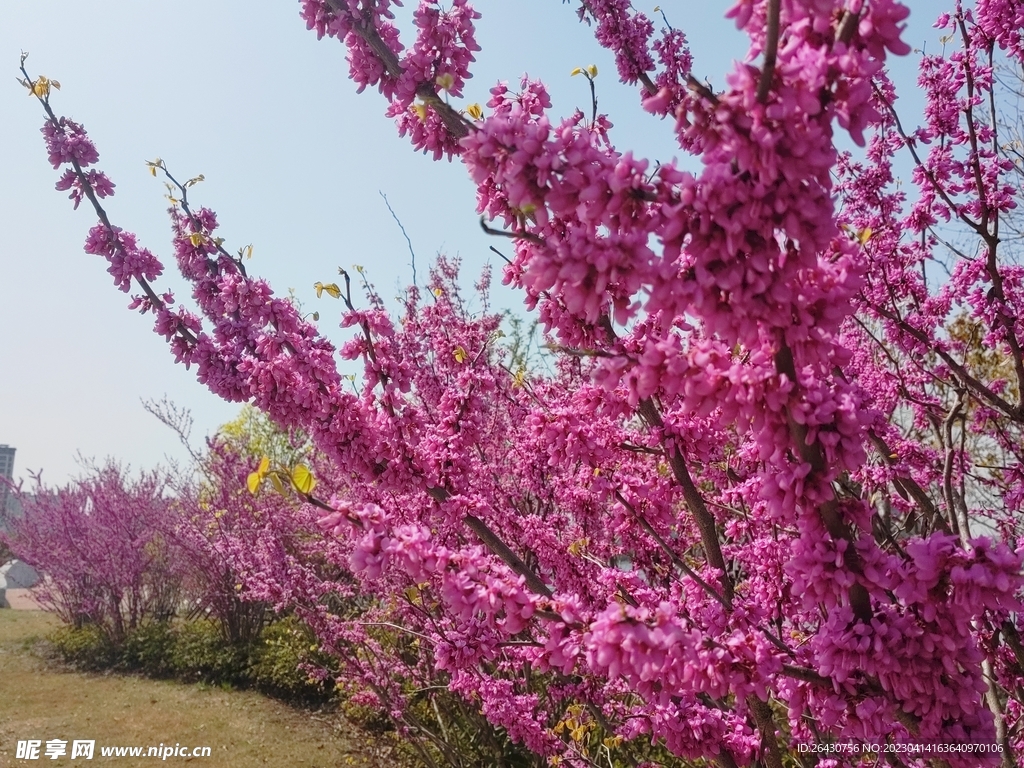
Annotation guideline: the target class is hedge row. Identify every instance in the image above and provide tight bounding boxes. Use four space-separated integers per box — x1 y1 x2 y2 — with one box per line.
49 616 336 704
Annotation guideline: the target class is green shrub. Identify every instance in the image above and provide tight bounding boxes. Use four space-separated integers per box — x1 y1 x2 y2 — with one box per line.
250 616 336 703
48 616 345 708
169 620 250 685
122 622 176 677
49 624 117 670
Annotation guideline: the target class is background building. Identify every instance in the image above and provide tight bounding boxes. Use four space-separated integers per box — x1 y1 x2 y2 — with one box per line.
0 444 17 531
0 444 14 481
0 444 13 513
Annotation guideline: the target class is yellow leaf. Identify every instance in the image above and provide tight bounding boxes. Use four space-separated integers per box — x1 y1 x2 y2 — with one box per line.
269 473 286 495
257 456 270 475
31 76 50 98
568 538 589 556
453 345 468 364
570 67 583 77
466 103 483 120
51 79 60 90
322 283 342 299
513 368 526 388
858 227 873 245
432 286 444 297
586 64 598 77
292 464 317 495
189 232 205 247
243 244 254 260
314 282 325 298
411 102 428 121
436 72 455 91
246 471 262 495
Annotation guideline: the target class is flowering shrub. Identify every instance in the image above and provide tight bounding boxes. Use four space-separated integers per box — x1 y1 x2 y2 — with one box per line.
22 0 1024 765
172 440 285 644
2 463 182 642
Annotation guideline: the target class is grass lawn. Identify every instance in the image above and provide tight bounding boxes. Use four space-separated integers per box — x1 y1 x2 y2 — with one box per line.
0 610 398 767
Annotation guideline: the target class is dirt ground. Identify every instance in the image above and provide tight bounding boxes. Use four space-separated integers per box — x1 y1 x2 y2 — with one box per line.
0 610 401 767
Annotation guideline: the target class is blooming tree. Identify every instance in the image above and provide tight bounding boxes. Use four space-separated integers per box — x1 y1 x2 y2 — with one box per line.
166 405 316 643
2 463 181 641
21 0 1024 765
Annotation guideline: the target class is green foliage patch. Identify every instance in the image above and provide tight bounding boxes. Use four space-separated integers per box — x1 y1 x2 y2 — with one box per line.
48 616 337 705
168 619 251 685
121 621 177 677
49 624 118 670
249 616 336 703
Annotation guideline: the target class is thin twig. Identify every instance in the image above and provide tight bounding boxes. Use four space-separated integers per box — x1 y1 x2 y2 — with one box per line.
942 388 971 541
480 216 545 246
22 68 198 351
379 191 418 289
488 245 512 266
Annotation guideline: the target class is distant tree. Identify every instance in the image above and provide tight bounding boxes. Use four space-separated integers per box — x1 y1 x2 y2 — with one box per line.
2 463 181 641
172 412 313 644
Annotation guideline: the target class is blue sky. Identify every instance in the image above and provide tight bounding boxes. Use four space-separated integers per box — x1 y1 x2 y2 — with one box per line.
0 1 939 485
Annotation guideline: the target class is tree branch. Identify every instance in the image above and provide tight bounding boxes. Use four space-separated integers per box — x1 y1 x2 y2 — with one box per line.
756 0 781 103
869 303 1023 422
635 397 735 606
426 485 553 598
775 345 872 622
748 696 784 768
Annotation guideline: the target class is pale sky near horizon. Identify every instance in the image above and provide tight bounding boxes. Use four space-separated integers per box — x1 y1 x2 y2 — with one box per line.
0 1 939 487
